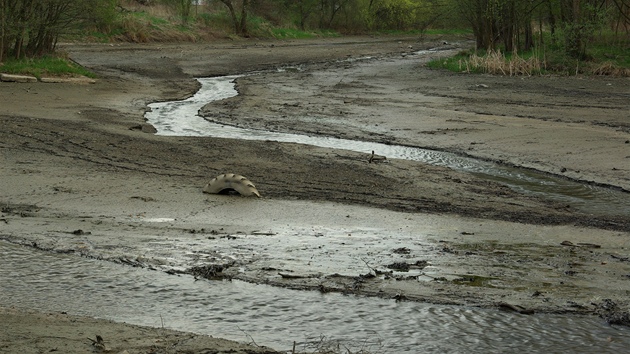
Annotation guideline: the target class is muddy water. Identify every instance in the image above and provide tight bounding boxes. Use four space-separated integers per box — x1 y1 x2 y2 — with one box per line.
2 241 628 353
145 76 630 216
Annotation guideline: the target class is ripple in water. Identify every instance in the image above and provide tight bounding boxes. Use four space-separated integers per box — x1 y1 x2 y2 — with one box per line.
1 242 628 353
145 76 630 216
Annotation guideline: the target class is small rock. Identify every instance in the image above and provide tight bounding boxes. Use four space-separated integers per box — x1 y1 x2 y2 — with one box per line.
141 123 158 134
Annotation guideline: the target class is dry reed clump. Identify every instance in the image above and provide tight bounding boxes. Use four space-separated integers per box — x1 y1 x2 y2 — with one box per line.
112 1 201 42
592 62 630 77
114 15 199 42
459 50 544 76
116 16 150 42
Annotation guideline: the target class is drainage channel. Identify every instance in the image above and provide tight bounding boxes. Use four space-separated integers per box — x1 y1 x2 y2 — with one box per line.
2 241 628 353
145 75 630 217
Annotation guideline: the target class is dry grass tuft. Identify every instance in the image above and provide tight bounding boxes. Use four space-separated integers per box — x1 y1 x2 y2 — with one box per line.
291 334 384 354
459 50 544 76
116 16 150 42
592 62 630 77
113 14 199 42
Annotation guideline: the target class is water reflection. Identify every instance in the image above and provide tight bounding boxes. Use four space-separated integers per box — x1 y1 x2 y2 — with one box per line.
1 241 628 353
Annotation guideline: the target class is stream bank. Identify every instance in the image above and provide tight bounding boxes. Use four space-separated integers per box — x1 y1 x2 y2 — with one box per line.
1 36 629 352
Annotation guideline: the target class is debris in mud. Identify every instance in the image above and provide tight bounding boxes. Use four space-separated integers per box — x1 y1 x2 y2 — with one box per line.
1 203 39 217
386 260 428 272
567 301 588 309
497 302 534 315
560 240 601 248
220 234 239 240
186 228 220 235
202 173 261 198
278 272 320 279
71 229 91 235
87 334 109 351
130 195 156 202
368 150 387 163
441 246 456 254
392 247 411 254
611 254 630 262
118 257 145 268
387 262 410 271
187 263 234 280
52 186 73 193
393 293 408 302
595 299 630 326
251 231 277 236
128 123 158 133
452 275 495 287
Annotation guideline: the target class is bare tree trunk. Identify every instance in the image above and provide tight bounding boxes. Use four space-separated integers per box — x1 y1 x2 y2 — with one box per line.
220 0 240 34
239 0 249 36
219 0 249 36
0 0 5 61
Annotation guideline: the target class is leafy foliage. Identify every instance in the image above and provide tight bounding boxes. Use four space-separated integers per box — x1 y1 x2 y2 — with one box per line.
0 0 118 61
0 0 627 76
0 55 96 78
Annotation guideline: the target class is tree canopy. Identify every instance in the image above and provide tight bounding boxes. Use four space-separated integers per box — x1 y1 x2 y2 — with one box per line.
1 0 628 62
0 0 116 61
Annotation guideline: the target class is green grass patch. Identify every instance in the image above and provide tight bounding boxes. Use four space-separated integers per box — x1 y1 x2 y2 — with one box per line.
270 28 339 39
372 29 425 36
0 56 95 79
428 48 630 76
423 28 473 36
428 49 546 75
131 10 169 27
428 31 629 76
426 50 475 71
198 12 232 29
370 28 473 37
589 40 630 68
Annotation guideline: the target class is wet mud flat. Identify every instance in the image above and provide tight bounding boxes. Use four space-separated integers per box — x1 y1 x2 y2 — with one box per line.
1 187 629 321
2 241 630 354
0 36 630 351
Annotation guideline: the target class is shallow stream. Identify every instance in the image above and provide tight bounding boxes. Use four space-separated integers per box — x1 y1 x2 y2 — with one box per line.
5 54 630 353
2 241 629 353
145 75 630 216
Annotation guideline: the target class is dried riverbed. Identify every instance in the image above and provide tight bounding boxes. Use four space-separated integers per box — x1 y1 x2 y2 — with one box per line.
1 36 630 352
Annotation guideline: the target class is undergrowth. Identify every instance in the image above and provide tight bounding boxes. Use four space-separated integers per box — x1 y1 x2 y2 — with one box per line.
0 56 95 79
428 41 630 77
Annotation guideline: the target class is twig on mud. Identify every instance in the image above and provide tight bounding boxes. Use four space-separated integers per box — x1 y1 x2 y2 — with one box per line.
611 254 630 262
238 326 260 347
360 258 377 276
87 334 108 351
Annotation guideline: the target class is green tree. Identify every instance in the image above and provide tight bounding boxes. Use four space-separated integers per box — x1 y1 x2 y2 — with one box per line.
218 0 250 35
160 0 194 25
559 0 609 58
369 0 416 30
454 0 539 51
0 0 117 61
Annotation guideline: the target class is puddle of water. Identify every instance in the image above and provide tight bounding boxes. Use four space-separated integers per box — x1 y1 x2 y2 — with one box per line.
145 76 630 216
2 241 628 353
143 217 176 222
